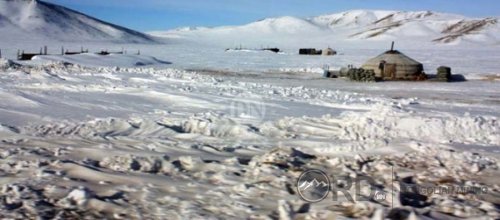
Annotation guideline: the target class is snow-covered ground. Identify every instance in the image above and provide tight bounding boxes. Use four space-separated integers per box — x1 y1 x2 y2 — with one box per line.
3 42 499 79
0 46 499 218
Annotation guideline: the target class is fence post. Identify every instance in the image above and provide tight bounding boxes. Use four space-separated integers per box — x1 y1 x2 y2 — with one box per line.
44 46 48 55
0 49 2 59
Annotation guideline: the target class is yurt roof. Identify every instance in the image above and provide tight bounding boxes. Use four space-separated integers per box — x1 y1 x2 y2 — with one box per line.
364 50 422 66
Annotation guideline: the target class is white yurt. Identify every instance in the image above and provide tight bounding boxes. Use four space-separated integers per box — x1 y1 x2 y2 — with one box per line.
362 45 424 80
321 47 337 56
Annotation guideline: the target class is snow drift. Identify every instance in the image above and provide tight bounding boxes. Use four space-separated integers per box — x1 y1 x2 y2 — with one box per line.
32 54 172 67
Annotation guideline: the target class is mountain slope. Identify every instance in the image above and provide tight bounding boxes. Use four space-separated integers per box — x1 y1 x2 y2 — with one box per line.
0 0 156 43
153 10 500 48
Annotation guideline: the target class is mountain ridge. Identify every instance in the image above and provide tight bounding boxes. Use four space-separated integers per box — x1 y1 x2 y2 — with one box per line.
152 10 499 47
0 0 157 44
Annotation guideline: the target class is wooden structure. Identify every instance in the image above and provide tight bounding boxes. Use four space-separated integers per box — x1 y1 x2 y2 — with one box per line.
17 47 47 61
299 48 322 55
13 46 135 60
97 49 125 56
18 52 40 61
262 48 280 53
64 47 89 55
225 46 281 53
436 66 452 81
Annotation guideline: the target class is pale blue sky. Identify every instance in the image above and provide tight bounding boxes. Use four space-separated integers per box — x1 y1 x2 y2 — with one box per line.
45 0 500 31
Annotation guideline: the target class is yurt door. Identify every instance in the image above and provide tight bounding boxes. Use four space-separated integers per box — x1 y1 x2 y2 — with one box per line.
384 64 397 79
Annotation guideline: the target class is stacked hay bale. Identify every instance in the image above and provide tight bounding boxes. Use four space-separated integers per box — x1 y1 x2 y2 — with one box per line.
299 48 321 55
339 67 350 77
437 66 452 81
346 68 377 82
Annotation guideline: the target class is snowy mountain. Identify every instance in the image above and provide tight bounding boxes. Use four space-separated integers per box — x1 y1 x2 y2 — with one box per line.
0 0 156 43
152 10 500 48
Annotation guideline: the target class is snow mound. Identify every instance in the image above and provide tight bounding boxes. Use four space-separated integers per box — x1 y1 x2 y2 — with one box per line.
0 58 21 70
18 114 260 140
21 117 176 138
261 105 499 154
100 155 170 174
32 54 171 67
181 113 258 138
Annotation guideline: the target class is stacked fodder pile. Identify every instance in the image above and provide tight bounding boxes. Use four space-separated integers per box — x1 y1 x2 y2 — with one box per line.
437 66 452 81
346 68 377 82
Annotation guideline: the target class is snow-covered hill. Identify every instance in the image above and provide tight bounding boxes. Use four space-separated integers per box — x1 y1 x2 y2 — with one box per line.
0 0 156 43
152 10 500 48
